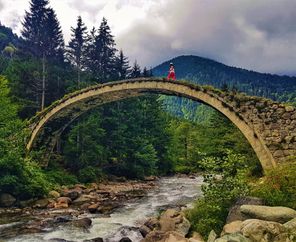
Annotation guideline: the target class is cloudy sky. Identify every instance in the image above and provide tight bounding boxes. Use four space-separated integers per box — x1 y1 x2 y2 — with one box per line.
0 0 296 75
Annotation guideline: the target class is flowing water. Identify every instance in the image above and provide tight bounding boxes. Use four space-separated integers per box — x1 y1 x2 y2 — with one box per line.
2 176 203 242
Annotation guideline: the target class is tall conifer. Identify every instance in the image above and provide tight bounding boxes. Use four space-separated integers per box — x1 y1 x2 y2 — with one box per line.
21 0 64 110
67 16 88 84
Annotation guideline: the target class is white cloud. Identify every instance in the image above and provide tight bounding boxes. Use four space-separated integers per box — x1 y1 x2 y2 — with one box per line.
0 0 296 74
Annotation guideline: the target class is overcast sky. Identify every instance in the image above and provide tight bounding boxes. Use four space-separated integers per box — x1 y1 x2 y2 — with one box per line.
0 0 295 75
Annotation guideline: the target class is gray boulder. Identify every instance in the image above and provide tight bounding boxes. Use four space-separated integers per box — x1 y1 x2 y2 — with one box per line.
284 218 296 235
215 233 251 242
241 219 286 242
207 230 217 242
0 193 16 207
226 197 264 223
240 205 296 223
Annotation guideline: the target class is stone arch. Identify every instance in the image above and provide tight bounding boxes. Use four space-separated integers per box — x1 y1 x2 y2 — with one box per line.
27 78 296 170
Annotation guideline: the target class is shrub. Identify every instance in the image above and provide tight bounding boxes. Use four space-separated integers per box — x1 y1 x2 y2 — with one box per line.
45 169 78 186
78 166 103 183
251 161 296 209
186 151 250 237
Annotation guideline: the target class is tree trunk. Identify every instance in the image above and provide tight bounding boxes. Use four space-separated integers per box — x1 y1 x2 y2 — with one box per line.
41 53 46 110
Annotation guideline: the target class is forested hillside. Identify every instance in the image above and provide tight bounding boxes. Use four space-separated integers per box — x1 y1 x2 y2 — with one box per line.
0 0 270 199
154 55 296 121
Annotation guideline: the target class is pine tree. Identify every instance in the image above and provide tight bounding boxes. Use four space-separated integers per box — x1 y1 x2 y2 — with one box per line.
130 60 141 78
21 0 65 110
115 50 130 80
67 16 88 85
91 18 117 82
85 27 98 79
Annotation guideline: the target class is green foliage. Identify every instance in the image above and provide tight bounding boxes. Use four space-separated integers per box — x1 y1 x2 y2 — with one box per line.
167 110 261 175
44 169 78 186
63 111 106 174
62 95 171 180
0 76 49 199
251 162 296 209
78 166 104 183
186 151 250 237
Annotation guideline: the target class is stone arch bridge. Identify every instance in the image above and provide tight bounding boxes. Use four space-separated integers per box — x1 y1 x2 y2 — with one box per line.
27 78 296 170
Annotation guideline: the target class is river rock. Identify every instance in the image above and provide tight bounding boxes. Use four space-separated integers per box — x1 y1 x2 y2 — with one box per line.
284 218 296 234
140 224 151 237
62 189 80 200
189 232 204 242
33 198 50 209
142 231 187 242
221 220 242 236
49 239 74 242
119 238 132 242
55 197 72 209
49 190 60 198
226 197 264 223
0 193 16 207
240 205 296 223
159 209 180 232
166 231 188 242
175 216 191 236
54 215 73 223
241 219 286 242
144 176 158 181
72 195 92 205
215 233 251 242
83 238 103 242
207 230 217 242
144 217 159 230
72 218 92 229
88 203 100 213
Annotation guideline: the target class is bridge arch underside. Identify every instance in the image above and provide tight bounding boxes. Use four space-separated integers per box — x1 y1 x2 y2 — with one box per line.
28 79 292 171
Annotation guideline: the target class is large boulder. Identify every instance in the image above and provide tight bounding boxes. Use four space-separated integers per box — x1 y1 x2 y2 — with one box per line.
207 230 217 242
158 209 190 236
215 233 251 242
226 197 264 223
284 218 296 235
221 220 242 236
142 231 188 242
240 205 296 223
175 216 191 236
241 219 286 242
0 193 16 207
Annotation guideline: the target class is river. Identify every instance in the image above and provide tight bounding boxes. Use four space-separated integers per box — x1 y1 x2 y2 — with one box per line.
1 176 203 242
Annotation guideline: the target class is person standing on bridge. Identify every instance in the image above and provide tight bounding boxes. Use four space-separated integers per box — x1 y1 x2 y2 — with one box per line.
167 62 176 80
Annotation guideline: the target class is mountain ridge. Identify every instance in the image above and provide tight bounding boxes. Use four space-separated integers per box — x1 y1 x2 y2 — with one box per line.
153 55 296 102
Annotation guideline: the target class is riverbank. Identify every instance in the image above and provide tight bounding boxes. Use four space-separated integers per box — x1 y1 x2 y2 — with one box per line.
0 177 157 240
138 198 296 242
0 175 203 241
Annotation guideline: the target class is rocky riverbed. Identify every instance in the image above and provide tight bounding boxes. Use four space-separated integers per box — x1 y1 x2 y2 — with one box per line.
0 175 203 241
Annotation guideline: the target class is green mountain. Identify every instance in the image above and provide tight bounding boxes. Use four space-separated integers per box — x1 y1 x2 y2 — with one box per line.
153 55 296 101
0 23 20 51
153 55 296 121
